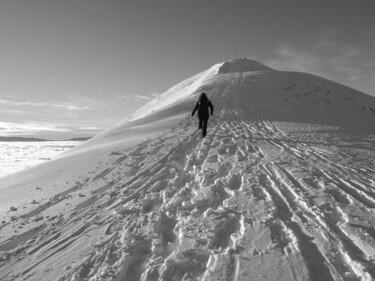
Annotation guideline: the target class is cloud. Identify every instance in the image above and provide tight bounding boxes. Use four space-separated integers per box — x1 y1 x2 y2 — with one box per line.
312 29 336 49
133 95 151 101
63 111 79 118
0 99 91 111
0 96 118 136
119 94 156 105
132 95 154 105
67 96 109 109
267 44 324 75
366 28 375 42
0 121 70 136
1 109 39 115
79 126 105 130
265 30 375 94
0 95 112 113
0 122 107 137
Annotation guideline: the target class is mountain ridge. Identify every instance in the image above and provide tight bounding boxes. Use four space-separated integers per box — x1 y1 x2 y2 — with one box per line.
89 58 374 147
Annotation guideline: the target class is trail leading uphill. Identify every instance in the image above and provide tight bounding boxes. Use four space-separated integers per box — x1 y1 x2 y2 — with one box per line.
0 59 375 281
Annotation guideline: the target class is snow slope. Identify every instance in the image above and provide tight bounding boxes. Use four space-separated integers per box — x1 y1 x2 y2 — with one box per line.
1 58 375 281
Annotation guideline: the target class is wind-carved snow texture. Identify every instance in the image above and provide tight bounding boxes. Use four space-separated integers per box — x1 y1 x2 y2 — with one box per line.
1 59 375 281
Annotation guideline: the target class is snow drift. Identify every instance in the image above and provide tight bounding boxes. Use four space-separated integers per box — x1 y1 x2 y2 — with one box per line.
1 59 375 281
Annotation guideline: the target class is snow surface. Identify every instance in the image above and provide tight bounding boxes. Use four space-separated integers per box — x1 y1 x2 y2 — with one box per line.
1 58 375 281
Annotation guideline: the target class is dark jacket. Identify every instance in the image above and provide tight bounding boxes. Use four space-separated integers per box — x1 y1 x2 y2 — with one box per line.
192 93 214 119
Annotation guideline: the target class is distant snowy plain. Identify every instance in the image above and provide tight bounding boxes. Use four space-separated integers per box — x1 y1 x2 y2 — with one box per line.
0 141 82 178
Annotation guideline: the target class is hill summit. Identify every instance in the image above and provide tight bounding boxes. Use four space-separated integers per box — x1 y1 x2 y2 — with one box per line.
93 57 374 144
218 58 274 73
0 59 375 281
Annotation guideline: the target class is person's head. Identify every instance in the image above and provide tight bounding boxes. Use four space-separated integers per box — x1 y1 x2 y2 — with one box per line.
199 92 208 101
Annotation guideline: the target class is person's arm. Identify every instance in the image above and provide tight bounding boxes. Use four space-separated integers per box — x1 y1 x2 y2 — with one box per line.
209 101 214 116
192 101 199 116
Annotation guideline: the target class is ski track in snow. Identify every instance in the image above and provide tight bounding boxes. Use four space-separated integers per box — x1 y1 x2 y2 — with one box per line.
1 61 375 281
1 117 374 281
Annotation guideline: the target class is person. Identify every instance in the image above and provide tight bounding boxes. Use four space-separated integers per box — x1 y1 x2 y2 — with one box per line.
191 93 214 137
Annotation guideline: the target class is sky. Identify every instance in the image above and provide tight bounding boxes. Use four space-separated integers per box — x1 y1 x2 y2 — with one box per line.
0 0 374 139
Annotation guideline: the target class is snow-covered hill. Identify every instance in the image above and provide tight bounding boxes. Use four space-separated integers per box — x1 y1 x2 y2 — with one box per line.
1 59 375 281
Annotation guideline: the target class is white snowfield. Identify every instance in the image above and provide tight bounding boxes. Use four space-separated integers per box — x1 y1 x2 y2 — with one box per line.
1 58 375 281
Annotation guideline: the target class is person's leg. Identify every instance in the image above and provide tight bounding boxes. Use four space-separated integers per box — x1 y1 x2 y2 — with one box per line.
202 118 208 137
198 118 203 130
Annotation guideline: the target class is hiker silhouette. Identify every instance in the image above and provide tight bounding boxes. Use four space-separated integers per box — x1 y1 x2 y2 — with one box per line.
191 93 214 137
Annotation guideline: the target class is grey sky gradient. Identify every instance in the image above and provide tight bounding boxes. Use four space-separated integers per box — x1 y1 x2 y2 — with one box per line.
1 0 374 138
